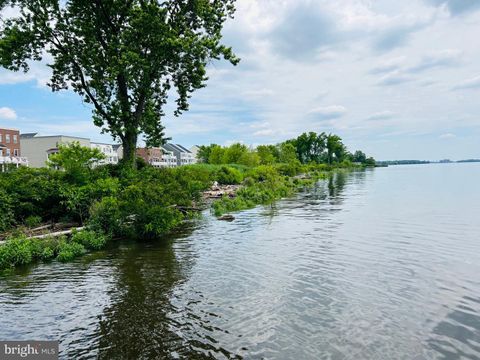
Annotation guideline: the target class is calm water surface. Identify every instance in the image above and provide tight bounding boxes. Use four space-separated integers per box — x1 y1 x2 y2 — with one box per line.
1 163 480 359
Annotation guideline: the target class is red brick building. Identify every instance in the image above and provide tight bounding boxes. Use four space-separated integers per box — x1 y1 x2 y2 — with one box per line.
0 128 21 157
136 147 177 168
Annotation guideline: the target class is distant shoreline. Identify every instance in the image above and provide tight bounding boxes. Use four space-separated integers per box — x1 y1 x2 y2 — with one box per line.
377 159 480 166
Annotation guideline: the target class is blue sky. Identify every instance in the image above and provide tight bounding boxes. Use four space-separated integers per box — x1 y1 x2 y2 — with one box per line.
1 0 480 160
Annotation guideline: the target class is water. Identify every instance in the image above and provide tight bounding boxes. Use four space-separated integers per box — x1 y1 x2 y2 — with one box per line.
1 163 480 359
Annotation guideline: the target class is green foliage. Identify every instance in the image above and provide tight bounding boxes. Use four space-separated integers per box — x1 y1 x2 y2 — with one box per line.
326 134 346 164
208 145 226 164
365 157 376 166
0 167 65 226
222 143 249 164
257 145 278 165
287 132 327 164
0 0 239 167
56 241 86 263
0 230 109 271
197 144 219 163
0 236 32 269
215 166 244 185
278 143 298 164
48 142 105 182
0 189 15 232
213 166 297 217
88 197 123 236
71 230 108 251
59 177 120 224
24 215 42 228
352 150 367 163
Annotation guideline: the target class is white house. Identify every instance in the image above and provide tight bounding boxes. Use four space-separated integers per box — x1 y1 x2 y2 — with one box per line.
20 133 90 168
90 142 119 166
163 143 197 166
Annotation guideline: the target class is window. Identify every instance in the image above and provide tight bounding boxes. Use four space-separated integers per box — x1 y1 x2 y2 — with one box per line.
6 134 10 143
6 148 11 156
14 149 18 156
13 135 18 144
0 134 2 142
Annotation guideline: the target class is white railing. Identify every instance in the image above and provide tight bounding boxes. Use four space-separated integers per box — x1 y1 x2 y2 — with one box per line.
0 156 29 166
150 160 177 168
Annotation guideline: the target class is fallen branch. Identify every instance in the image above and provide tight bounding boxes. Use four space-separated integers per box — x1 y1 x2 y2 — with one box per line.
27 227 85 240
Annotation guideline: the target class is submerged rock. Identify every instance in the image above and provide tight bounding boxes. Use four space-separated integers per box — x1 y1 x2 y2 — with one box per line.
218 214 235 221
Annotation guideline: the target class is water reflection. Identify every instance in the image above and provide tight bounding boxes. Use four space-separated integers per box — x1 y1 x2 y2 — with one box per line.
1 165 480 359
428 296 480 360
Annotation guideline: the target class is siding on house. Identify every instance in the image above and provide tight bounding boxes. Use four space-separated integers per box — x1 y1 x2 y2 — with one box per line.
20 134 90 168
163 143 197 166
91 142 119 166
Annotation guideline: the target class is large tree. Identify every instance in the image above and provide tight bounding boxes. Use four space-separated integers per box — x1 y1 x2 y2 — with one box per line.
0 0 238 167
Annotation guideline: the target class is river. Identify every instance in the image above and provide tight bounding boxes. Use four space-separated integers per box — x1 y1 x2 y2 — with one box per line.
1 163 480 359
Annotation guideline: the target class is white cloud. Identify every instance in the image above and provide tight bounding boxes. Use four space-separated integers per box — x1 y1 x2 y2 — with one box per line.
243 88 275 98
452 75 480 90
407 49 462 73
439 133 456 139
377 71 413 86
0 107 17 120
308 105 347 120
366 111 395 121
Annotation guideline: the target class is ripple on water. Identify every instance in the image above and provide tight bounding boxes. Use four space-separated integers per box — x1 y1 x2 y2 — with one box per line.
1 165 480 359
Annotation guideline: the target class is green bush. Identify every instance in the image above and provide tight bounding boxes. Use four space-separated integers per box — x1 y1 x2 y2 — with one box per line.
215 166 244 185
56 241 86 262
0 236 32 269
25 215 42 228
41 247 55 261
0 189 15 232
71 230 108 250
88 197 123 236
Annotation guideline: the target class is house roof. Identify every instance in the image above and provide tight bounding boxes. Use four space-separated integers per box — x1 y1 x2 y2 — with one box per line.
164 143 191 153
20 133 38 139
20 133 89 140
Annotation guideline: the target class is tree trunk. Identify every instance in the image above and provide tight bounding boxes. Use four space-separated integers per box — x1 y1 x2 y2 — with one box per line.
122 129 138 169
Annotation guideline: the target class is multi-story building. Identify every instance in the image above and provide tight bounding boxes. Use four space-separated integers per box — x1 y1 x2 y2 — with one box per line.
20 133 90 168
163 143 197 166
136 146 177 168
190 145 201 162
90 142 119 166
0 127 29 170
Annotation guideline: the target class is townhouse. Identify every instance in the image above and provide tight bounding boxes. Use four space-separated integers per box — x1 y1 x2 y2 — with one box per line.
20 133 90 168
136 146 177 168
90 142 119 166
163 143 197 166
0 127 29 170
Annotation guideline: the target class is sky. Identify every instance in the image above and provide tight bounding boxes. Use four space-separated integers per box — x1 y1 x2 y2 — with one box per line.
1 0 480 161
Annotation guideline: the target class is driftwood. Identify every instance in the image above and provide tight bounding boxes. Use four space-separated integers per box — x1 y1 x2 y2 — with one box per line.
203 184 241 199
27 227 85 240
30 224 53 232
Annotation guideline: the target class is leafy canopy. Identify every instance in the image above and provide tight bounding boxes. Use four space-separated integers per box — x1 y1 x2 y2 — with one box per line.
48 141 105 182
0 0 239 165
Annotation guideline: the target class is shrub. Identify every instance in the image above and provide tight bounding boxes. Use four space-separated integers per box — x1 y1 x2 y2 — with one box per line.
71 230 108 250
25 215 42 228
56 241 86 262
88 197 123 236
0 236 32 269
0 189 15 232
41 247 55 261
215 166 243 185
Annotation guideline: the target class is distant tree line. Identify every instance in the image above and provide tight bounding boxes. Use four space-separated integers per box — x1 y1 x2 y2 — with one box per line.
197 132 375 167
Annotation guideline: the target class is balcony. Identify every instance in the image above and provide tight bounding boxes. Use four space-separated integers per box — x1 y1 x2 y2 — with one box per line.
0 156 29 167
